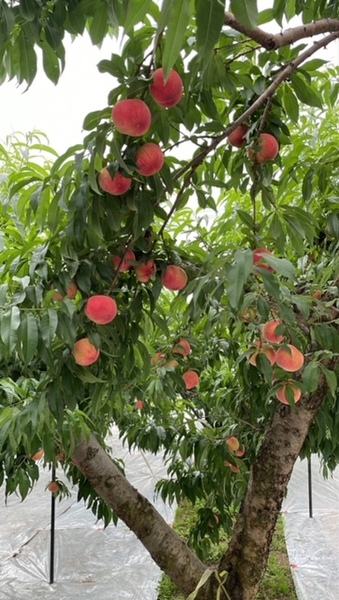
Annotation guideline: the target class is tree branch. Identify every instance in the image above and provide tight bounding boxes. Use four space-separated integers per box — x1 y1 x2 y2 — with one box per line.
162 32 338 231
71 434 209 597
224 12 339 50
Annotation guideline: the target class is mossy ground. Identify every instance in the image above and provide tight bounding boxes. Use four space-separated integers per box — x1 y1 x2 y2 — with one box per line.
157 501 297 600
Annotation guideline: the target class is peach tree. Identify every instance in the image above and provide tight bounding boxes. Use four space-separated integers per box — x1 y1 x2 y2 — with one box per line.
0 1 338 599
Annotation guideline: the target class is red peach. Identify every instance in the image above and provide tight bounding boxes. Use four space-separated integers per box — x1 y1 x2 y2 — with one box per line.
235 447 246 457
85 295 118 325
98 168 132 196
228 124 250 148
48 481 60 494
32 450 44 461
150 68 183 108
275 344 304 372
162 265 188 291
249 344 276 366
135 259 156 283
52 281 78 301
276 382 302 405
249 133 279 163
135 143 164 176
72 338 100 366
112 99 152 137
112 249 136 272
262 321 285 344
165 359 179 369
182 370 200 389
172 339 191 356
253 248 275 272
226 437 240 452
150 352 166 366
136 400 144 410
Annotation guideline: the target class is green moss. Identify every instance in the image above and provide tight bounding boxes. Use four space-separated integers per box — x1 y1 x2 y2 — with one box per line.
157 501 297 600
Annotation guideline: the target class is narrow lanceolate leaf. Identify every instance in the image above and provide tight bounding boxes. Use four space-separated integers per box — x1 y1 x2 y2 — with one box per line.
230 0 258 28
18 313 38 364
0 307 21 353
195 0 226 57
162 0 192 79
226 250 253 310
40 309 58 349
124 0 152 34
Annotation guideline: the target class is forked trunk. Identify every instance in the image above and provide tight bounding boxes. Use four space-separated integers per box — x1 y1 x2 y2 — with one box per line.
71 371 332 600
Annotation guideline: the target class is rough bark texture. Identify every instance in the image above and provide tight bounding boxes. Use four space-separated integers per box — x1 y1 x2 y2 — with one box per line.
71 435 208 597
224 12 339 49
218 371 334 600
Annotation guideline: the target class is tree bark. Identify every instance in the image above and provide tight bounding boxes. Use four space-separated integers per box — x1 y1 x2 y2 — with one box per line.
218 372 333 600
71 435 209 597
224 12 339 49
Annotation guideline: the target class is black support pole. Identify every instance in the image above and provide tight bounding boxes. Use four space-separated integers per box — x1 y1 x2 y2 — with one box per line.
49 464 56 584
307 456 313 518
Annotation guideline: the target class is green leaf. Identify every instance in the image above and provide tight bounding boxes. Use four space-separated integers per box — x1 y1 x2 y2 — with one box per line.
319 365 337 398
282 84 299 123
0 307 21 353
88 6 109 45
262 256 296 280
230 0 258 28
18 27 37 85
291 73 323 109
226 250 253 310
124 0 152 34
195 0 225 56
18 313 38 364
302 361 320 393
40 310 58 348
162 0 192 79
19 0 38 21
41 39 60 85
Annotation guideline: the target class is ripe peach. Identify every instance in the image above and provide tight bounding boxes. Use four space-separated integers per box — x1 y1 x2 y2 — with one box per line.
226 437 240 452
32 450 44 461
253 248 274 272
112 249 136 272
235 447 246 457
52 281 78 301
135 259 156 283
182 370 200 389
150 68 183 108
48 481 60 494
85 295 118 325
172 339 191 356
249 133 279 163
150 352 166 366
276 344 304 372
162 265 188 291
228 124 249 148
135 143 164 176
313 291 322 300
98 167 132 196
262 321 285 344
249 344 276 366
112 99 152 137
276 382 302 405
136 399 144 410
72 338 100 366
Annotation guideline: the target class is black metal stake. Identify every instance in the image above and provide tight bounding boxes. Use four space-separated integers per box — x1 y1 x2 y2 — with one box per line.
307 456 313 518
49 464 56 584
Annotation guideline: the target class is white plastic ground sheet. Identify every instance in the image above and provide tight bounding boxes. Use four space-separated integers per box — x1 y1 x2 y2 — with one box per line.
0 429 176 600
282 455 339 600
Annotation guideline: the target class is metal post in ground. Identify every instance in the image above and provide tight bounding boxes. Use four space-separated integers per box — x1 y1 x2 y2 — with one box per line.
49 464 56 584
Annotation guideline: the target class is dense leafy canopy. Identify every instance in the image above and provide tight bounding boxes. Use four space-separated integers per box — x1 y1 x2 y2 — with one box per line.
0 0 338 566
